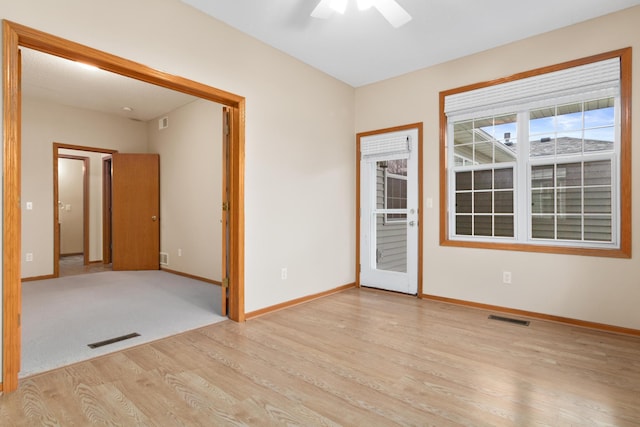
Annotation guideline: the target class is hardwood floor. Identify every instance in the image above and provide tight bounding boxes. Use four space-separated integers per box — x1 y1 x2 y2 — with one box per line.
59 254 112 277
1 288 639 426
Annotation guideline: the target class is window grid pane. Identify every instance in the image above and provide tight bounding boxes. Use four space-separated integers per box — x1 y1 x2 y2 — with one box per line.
454 168 514 238
530 160 613 243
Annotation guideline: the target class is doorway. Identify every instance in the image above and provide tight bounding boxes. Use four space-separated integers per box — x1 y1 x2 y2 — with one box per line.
57 155 89 273
53 142 115 277
54 144 116 277
3 21 246 392
357 124 423 295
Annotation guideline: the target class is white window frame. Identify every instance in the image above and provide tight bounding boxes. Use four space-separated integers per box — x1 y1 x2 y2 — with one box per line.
447 103 619 249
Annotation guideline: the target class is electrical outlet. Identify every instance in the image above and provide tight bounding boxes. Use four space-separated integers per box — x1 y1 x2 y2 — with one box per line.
178 248 182 257
281 268 287 280
502 271 512 284
26 253 33 262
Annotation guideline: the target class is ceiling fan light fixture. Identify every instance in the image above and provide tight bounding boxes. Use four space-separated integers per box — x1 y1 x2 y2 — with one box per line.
329 0 348 14
311 0 412 28
357 0 374 11
311 0 334 19
374 0 412 28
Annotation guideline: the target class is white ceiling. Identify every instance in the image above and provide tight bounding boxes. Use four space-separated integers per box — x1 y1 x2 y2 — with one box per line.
182 0 640 87
20 0 640 121
21 47 197 122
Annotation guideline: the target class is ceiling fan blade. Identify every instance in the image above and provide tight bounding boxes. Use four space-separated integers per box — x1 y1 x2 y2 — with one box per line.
374 0 412 28
311 0 334 19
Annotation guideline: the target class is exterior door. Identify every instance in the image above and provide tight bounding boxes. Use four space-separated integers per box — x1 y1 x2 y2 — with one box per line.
112 153 160 270
359 128 419 294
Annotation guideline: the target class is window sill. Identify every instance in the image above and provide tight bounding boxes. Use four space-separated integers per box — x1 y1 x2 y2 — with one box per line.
439 237 631 258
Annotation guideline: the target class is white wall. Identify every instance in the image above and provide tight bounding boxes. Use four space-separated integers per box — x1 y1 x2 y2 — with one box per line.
355 6 640 329
21 97 148 278
58 158 84 255
147 100 223 281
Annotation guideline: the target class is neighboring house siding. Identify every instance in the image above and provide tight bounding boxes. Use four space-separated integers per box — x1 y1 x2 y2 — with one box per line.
376 167 407 272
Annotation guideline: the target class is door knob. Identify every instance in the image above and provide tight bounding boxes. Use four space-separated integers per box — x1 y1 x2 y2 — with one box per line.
152 215 157 221
409 221 416 226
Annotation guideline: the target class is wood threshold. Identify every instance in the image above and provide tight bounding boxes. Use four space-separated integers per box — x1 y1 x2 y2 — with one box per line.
245 283 357 320
161 267 222 286
21 274 56 282
422 294 640 337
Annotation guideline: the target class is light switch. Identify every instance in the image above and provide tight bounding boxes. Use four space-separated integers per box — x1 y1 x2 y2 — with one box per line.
26 202 33 210
65 204 72 211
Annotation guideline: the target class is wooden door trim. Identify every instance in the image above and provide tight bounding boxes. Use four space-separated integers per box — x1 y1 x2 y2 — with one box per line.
3 20 246 392
355 123 424 295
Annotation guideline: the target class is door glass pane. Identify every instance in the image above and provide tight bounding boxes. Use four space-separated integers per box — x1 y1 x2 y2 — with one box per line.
381 159 407 221
375 213 407 273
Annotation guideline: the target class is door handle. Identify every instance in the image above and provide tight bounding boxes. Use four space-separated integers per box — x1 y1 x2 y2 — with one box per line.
152 215 157 221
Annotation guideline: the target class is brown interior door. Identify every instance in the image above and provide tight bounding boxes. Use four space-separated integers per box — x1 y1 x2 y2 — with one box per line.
111 153 160 270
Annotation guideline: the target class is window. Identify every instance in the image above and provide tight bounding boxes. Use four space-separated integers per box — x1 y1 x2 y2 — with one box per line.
382 159 407 222
440 49 631 257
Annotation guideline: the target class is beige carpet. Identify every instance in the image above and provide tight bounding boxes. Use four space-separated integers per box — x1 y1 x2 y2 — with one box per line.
21 270 225 378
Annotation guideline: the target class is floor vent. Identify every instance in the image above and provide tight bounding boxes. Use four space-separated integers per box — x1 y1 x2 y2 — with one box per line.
88 332 141 349
488 315 530 326
159 252 169 266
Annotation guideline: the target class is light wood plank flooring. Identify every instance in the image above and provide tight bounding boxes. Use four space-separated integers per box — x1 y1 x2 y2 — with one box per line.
1 288 639 426
59 254 112 277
